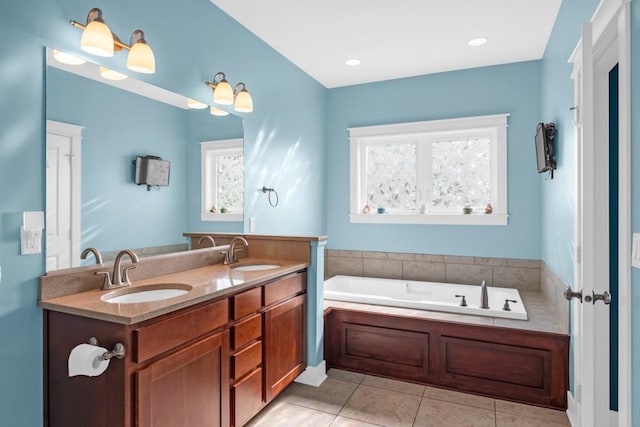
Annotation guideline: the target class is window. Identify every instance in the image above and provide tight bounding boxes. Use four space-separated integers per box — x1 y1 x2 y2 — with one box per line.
349 114 509 225
201 138 243 221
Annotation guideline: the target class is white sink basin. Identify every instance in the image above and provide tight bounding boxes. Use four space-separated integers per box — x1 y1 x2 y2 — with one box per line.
101 284 192 304
232 264 281 272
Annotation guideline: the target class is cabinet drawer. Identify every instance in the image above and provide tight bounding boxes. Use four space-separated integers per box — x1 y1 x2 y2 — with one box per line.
264 272 306 307
134 298 228 363
232 340 262 380
232 287 262 320
232 367 263 427
232 314 262 351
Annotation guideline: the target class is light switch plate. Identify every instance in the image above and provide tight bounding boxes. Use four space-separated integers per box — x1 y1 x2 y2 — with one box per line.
632 234 640 269
249 217 256 233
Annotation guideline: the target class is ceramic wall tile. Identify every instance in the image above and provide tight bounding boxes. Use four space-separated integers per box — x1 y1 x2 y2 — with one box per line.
402 261 446 282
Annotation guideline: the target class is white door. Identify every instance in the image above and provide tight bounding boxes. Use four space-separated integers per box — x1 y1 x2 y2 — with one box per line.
569 1 632 425
46 121 82 271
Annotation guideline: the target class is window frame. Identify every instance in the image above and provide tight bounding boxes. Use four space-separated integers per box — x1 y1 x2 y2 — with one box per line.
349 114 509 226
200 138 243 222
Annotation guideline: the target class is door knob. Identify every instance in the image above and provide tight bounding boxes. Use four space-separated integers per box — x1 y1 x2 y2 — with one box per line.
564 287 583 302
591 290 611 305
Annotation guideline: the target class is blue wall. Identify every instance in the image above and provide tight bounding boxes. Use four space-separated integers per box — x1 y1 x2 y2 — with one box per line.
0 0 326 425
325 61 543 259
540 0 599 287
47 67 189 252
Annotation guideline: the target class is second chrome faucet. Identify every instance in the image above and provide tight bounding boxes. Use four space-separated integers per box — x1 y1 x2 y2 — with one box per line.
223 236 249 265
97 249 140 290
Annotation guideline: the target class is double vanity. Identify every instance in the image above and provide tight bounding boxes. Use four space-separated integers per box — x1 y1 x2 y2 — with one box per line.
40 234 324 427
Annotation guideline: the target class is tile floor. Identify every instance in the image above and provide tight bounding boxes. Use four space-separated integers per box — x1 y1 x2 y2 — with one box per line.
246 369 570 427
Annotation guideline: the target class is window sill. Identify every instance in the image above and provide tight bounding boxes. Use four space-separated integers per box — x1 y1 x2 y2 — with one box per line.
349 213 508 226
201 212 243 222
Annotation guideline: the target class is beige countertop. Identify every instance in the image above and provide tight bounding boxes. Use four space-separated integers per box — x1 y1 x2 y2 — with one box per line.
39 258 308 325
324 290 568 335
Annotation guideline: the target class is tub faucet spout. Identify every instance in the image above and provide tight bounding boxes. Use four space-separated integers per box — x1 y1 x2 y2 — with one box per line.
479 280 489 309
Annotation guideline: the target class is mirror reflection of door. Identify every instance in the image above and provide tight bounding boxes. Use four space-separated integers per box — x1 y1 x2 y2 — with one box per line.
46 120 82 272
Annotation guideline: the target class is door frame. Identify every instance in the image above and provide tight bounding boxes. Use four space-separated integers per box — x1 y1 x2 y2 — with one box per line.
568 1 631 426
46 120 83 269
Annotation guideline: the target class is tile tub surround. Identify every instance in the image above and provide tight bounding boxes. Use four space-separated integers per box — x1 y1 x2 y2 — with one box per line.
325 250 541 291
246 369 570 427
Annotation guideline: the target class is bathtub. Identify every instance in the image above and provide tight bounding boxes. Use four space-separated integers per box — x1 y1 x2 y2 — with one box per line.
324 275 527 320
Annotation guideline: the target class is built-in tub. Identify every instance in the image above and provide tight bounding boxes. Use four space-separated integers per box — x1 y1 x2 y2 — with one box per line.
324 275 527 320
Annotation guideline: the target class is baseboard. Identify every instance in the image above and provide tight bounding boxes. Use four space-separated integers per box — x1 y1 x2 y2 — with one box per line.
567 390 580 427
294 361 327 387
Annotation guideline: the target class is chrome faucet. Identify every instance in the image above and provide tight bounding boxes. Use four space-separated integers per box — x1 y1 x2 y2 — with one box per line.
81 247 103 265
198 235 216 248
97 249 139 290
223 236 249 265
479 280 489 309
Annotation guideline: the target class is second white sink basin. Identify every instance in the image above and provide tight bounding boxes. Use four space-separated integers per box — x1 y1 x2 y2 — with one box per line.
232 264 280 272
101 283 192 304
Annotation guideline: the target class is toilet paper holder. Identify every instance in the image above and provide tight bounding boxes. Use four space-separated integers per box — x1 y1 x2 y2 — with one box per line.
87 337 126 360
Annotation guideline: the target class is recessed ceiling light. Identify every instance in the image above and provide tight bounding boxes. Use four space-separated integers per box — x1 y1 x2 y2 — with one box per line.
345 59 361 66
468 37 488 47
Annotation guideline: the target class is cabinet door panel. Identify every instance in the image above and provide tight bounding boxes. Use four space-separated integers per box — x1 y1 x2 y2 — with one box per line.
137 331 229 427
232 368 263 427
264 294 306 402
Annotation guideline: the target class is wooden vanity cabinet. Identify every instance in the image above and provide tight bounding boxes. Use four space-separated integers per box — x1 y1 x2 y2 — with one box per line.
44 269 307 427
263 273 307 403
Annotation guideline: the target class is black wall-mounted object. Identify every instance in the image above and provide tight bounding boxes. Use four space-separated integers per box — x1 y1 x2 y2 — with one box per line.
535 122 556 178
134 155 170 190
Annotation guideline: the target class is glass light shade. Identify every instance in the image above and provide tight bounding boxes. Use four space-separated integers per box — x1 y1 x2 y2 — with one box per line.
187 98 208 109
213 80 234 105
53 49 86 65
210 107 229 116
99 66 127 81
234 89 253 113
81 20 114 57
127 42 155 74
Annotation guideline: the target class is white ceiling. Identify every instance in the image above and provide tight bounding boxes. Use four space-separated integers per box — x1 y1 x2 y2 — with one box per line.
210 0 562 88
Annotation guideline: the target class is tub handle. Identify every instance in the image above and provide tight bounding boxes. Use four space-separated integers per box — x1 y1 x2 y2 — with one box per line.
503 299 517 311
454 294 467 307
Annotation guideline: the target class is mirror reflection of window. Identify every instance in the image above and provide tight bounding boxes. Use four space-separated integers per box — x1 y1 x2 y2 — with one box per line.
201 139 244 221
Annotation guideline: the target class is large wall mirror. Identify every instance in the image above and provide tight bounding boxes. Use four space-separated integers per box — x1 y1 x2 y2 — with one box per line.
45 48 244 272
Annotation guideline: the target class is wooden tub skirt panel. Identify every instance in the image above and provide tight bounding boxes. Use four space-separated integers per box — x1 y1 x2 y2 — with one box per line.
324 308 569 409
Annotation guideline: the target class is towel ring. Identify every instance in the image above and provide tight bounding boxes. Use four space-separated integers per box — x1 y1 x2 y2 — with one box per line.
260 186 279 207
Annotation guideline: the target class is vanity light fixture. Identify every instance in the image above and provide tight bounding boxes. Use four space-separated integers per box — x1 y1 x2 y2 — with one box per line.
206 72 234 105
52 49 87 65
99 66 127 81
71 7 156 74
206 72 253 113
187 98 208 109
210 106 229 117
233 83 253 113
